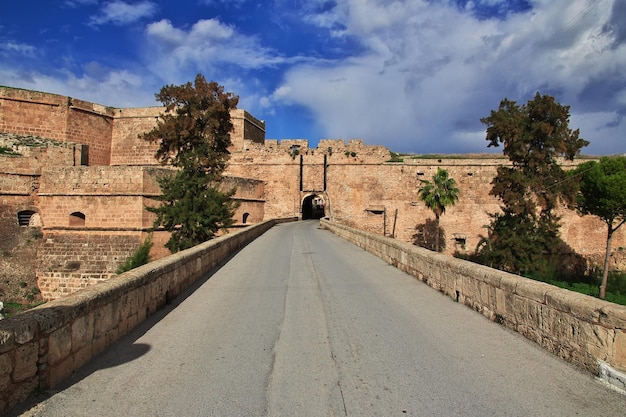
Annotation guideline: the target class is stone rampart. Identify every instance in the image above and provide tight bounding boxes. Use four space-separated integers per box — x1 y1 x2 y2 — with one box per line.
227 153 626 268
320 219 626 390
34 166 265 299
0 87 115 166
0 218 295 413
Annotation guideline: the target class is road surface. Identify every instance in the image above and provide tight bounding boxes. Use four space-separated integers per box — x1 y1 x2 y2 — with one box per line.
13 221 626 416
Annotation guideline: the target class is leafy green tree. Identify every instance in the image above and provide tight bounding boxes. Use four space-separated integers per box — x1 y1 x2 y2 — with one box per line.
418 168 460 252
117 235 153 274
477 93 589 274
141 74 240 252
573 156 626 298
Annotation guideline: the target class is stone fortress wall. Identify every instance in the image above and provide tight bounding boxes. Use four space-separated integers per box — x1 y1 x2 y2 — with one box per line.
1 85 624 300
0 87 265 299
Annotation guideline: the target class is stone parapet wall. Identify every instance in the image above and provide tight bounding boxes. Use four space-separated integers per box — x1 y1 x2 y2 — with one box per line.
0 218 295 413
320 219 626 390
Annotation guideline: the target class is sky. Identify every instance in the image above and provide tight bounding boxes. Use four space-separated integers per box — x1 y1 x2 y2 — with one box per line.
1 0 625 155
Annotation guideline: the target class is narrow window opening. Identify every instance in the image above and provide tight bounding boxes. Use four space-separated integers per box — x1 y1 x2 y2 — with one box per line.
17 210 37 227
69 212 86 227
242 213 250 224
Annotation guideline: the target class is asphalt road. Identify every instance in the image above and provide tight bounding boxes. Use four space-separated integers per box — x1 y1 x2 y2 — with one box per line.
13 220 626 416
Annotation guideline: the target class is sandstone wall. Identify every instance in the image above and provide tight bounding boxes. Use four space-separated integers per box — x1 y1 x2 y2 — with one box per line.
33 166 265 299
65 98 114 166
0 87 115 166
110 107 162 166
37 231 148 299
228 150 626 269
37 166 162 229
0 219 294 414
0 88 67 141
320 219 626 390
231 109 265 152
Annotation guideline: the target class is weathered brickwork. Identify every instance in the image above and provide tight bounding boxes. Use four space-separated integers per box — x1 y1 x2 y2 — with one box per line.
110 107 162 166
0 88 67 141
37 231 144 298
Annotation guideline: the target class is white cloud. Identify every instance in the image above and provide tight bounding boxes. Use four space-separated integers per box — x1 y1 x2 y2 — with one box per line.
0 41 36 57
144 18 286 83
269 0 626 154
0 65 158 108
90 1 158 26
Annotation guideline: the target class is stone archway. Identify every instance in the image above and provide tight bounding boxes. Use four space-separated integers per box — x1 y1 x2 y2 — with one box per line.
302 194 325 220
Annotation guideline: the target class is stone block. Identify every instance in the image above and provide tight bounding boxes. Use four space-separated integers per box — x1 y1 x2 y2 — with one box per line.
71 312 94 352
73 344 93 370
616 330 626 372
48 326 72 366
546 290 601 323
12 343 38 382
515 279 554 304
0 353 13 391
0 328 15 354
48 355 74 388
599 303 626 328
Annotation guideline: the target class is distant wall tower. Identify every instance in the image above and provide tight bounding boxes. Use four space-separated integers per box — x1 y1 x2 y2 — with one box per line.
230 109 265 152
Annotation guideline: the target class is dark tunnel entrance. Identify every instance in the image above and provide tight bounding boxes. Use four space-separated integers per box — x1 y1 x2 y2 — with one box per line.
302 194 325 220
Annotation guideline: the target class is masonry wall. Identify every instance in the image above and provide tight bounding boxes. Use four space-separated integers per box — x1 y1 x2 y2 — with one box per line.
231 109 266 152
33 166 265 299
0 88 67 141
227 148 626 269
35 166 165 299
65 98 115 166
0 87 115 166
320 219 626 390
37 166 162 229
110 107 162 166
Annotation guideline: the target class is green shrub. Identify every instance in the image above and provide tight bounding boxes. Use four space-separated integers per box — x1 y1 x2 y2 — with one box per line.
117 236 153 274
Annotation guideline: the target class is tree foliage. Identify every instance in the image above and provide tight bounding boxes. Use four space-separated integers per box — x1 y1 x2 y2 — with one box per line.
141 74 240 252
573 156 626 298
476 93 589 275
418 168 460 252
116 235 153 274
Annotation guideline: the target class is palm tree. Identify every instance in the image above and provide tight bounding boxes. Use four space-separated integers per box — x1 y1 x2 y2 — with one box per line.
418 168 460 252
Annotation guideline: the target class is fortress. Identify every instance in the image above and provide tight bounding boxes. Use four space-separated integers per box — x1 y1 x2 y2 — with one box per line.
1 86 624 301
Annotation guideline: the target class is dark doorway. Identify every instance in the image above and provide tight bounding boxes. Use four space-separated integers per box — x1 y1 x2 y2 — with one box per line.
302 194 325 220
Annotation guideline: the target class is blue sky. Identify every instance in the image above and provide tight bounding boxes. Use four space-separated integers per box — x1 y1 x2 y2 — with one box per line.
1 0 624 155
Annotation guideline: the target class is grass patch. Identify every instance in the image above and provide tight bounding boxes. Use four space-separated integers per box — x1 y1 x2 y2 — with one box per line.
2 301 45 318
116 235 153 274
530 270 626 306
0 146 21 156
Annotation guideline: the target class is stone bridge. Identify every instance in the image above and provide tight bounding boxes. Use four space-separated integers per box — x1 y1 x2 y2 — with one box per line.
1 219 625 415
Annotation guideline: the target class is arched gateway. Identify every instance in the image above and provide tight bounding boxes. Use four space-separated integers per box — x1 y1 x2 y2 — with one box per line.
301 194 325 220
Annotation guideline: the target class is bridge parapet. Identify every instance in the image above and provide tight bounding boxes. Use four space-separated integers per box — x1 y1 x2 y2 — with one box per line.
0 218 296 413
320 219 626 392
